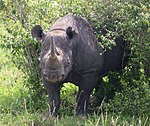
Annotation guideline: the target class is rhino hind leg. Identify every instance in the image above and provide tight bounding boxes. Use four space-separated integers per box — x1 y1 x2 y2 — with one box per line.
105 74 122 102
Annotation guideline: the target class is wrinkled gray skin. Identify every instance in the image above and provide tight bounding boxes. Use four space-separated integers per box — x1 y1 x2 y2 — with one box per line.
31 14 126 117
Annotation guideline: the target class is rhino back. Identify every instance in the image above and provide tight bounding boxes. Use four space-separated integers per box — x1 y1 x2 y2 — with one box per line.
50 14 78 32
72 15 104 73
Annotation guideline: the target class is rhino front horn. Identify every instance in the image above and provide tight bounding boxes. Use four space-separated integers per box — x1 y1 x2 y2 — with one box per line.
49 36 56 59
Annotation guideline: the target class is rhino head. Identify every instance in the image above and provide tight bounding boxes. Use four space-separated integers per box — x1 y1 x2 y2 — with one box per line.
31 25 76 83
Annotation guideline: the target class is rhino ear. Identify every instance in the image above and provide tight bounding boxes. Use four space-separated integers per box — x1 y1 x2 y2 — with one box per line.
31 25 45 40
66 27 77 39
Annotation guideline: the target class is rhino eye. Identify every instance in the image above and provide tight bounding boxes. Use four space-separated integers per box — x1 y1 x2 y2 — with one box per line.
67 59 71 65
56 50 60 56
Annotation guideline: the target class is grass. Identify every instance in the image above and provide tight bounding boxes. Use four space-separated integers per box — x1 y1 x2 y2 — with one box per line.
0 47 149 126
0 110 149 126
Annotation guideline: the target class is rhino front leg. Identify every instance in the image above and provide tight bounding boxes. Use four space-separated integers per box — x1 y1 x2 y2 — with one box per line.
76 73 97 117
44 82 61 117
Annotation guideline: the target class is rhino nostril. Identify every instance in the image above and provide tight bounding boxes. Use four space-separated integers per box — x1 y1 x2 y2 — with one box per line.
58 75 64 81
61 75 64 79
43 74 49 81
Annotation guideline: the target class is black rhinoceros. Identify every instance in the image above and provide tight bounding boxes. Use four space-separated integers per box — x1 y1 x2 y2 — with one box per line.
31 14 126 117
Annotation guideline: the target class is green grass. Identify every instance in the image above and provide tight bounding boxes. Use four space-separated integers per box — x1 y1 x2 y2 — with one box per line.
0 110 149 126
0 47 149 126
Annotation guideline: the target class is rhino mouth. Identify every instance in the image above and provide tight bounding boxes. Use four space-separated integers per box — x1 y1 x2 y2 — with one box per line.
43 73 64 83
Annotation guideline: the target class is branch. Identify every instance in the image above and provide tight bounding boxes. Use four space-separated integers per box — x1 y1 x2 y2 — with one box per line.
2 0 17 22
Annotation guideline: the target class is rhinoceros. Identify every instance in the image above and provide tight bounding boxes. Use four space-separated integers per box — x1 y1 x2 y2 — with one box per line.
31 14 126 117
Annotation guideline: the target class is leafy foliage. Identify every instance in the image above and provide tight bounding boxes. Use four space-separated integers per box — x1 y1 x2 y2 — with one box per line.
0 0 149 116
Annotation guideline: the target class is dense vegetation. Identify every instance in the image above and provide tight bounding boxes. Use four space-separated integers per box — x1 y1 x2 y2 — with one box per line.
0 0 149 125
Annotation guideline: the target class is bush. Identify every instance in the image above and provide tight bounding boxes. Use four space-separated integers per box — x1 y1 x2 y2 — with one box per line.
88 0 150 116
0 0 149 116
